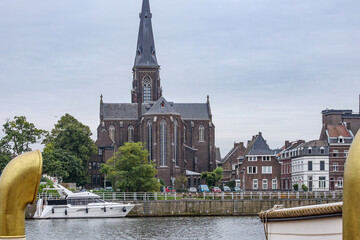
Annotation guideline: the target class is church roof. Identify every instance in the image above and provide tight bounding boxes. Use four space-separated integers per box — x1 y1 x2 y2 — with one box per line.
245 132 274 156
143 96 180 116
172 103 210 120
134 0 158 67
102 103 138 120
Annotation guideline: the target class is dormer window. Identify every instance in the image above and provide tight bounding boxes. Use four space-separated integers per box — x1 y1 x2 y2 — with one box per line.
308 147 312 155
338 137 344 143
320 147 325 154
161 101 165 108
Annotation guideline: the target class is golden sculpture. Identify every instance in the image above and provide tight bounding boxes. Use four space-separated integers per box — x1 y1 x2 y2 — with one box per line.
343 132 360 240
0 150 42 239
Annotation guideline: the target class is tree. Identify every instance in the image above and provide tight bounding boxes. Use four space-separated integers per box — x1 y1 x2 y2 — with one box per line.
100 142 160 192
1 116 47 156
0 145 12 174
201 167 223 187
42 114 96 186
174 174 188 189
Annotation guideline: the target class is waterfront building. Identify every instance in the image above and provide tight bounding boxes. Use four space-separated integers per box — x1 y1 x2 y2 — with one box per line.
235 132 280 191
321 108 360 136
89 0 216 188
291 140 329 191
320 123 353 190
278 140 305 190
217 142 246 184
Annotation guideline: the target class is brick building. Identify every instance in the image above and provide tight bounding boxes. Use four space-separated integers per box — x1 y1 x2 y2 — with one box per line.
89 0 216 188
235 132 280 191
320 123 353 190
217 142 246 183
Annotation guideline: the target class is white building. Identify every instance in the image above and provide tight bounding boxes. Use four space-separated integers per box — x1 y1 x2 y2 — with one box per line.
291 140 329 191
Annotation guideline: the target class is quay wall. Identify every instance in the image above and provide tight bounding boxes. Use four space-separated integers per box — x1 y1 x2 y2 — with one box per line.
26 198 341 218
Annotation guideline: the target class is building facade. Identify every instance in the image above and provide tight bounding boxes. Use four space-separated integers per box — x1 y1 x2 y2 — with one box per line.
217 142 246 183
89 0 216 188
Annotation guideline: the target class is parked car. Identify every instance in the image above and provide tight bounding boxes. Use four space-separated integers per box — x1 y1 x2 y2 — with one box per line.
222 186 232 192
198 185 210 193
105 186 113 191
211 187 221 193
165 186 175 192
188 187 197 193
233 187 242 192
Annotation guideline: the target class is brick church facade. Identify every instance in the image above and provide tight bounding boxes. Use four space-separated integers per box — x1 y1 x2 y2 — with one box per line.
89 0 216 187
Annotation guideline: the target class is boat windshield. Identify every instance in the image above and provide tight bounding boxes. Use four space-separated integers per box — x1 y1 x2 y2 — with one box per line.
67 197 104 205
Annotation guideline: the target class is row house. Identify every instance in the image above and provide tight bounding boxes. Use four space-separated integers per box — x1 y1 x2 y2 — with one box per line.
279 140 330 191
234 132 281 191
320 123 354 190
217 142 246 183
278 140 305 190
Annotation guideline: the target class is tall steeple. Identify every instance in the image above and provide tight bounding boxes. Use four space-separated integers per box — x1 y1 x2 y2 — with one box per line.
134 0 158 67
132 0 162 104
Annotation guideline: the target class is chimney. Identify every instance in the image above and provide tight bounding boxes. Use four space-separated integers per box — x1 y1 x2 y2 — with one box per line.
285 140 290 149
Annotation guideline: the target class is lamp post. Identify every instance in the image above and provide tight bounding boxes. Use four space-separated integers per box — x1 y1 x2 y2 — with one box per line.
242 167 245 191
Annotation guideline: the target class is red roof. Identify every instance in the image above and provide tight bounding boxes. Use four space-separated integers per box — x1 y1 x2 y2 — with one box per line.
327 125 352 138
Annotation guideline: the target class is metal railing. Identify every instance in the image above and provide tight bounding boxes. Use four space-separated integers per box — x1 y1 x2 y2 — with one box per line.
37 190 343 202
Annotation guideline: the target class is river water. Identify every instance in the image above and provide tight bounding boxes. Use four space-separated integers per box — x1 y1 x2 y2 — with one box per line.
26 216 265 240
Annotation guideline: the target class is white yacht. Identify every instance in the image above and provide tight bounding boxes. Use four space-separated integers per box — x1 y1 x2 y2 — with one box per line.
34 182 135 219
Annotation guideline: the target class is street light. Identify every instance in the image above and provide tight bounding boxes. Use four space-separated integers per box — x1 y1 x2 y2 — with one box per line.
242 167 245 191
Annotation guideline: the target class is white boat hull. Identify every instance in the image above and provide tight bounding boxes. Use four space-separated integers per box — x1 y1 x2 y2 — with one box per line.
266 215 342 240
34 202 135 219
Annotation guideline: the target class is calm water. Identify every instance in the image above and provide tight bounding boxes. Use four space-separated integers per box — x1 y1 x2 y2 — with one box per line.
26 216 265 240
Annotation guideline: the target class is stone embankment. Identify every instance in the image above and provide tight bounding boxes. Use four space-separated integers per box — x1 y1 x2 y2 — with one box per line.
26 198 341 218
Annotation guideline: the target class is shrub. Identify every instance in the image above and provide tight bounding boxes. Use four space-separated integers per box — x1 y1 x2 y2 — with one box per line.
301 184 308 192
293 184 299 191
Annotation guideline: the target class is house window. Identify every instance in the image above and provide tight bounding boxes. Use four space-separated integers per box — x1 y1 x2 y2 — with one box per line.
160 120 167 166
320 147 325 154
262 166 272 174
128 125 134 142
272 179 277 190
308 161 313 171
199 124 205 142
319 177 326 188
320 161 325 171
308 147 312 154
247 166 257 174
109 125 115 142
337 178 343 188
333 163 338 172
248 156 257 161
253 179 258 190
333 150 339 157
98 148 103 156
184 126 186 142
262 179 268 190
147 120 152 162
344 150 349 158
142 76 152 103
262 156 270 161
174 120 178 166
338 137 344 143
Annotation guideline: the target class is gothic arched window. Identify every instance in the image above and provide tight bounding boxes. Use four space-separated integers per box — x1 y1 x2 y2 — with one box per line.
109 125 115 142
160 120 167 166
174 120 178 166
143 76 152 103
128 125 134 142
147 120 152 162
199 124 205 142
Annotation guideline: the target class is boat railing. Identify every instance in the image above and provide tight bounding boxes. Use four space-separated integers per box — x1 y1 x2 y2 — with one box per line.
36 190 343 202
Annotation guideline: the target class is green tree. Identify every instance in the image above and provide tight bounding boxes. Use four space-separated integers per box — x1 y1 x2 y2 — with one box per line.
201 167 223 187
174 174 188 189
100 142 160 192
0 146 12 174
42 114 96 186
1 116 47 156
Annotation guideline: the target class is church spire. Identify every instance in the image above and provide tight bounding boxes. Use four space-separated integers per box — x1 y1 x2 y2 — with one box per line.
134 0 158 67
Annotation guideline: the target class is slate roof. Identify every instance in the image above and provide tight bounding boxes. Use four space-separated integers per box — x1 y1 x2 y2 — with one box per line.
299 140 328 148
172 103 210 120
244 132 273 156
327 125 352 138
102 103 138 120
143 96 180 116
134 0 158 67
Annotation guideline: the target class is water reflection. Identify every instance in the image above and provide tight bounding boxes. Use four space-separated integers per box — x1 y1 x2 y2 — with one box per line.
26 216 265 240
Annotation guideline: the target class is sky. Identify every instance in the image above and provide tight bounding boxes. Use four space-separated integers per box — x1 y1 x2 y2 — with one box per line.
0 0 359 156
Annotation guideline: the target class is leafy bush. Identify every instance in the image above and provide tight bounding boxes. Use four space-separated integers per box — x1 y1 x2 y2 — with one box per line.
301 184 308 191
293 184 298 191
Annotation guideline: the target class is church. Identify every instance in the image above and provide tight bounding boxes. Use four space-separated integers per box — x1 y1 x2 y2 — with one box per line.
89 0 217 187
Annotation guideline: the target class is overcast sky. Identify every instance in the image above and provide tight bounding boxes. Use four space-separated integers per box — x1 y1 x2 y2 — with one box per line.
0 0 359 156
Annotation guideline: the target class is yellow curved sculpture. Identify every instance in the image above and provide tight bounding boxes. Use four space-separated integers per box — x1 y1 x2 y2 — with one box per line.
0 150 42 239
344 132 360 240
